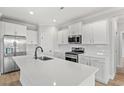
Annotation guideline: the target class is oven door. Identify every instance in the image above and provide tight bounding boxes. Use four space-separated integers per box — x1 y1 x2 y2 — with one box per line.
65 54 78 63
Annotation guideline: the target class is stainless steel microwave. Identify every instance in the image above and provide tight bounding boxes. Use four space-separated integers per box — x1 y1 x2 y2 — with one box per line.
68 35 82 44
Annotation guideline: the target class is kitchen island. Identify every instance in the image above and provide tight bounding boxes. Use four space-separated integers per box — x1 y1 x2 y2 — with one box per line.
13 55 98 86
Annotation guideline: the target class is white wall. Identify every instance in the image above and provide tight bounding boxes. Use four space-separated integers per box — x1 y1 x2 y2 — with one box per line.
121 33 124 57
118 21 124 67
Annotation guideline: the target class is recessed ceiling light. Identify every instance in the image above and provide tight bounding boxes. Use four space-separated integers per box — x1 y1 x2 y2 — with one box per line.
29 11 34 15
53 19 56 22
53 82 56 86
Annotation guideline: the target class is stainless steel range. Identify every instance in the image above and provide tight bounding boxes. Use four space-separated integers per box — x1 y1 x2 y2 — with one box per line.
65 47 85 63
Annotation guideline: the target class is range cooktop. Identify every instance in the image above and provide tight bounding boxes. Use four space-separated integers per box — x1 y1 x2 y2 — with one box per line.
65 51 84 55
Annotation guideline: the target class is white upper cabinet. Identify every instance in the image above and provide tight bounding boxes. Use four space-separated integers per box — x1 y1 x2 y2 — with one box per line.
57 20 108 45
69 22 82 35
58 30 63 44
58 28 69 44
40 29 56 56
92 20 108 44
83 23 93 44
27 30 38 45
15 24 26 36
4 22 27 36
62 28 69 44
0 21 5 38
4 22 16 35
83 20 109 44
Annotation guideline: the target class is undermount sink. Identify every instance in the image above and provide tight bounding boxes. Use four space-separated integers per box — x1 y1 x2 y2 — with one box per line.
37 56 53 61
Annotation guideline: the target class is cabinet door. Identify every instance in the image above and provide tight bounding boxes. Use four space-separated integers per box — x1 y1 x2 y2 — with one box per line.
83 24 93 44
0 21 5 38
27 30 31 44
69 25 74 35
27 30 37 44
31 31 37 44
68 25 75 35
92 20 108 44
4 22 16 35
41 30 55 56
79 56 89 65
14 62 19 71
69 22 82 35
15 24 26 36
62 28 69 44
58 31 63 44
90 58 105 82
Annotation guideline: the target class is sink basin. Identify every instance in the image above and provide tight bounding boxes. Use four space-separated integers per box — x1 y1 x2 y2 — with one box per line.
37 56 53 61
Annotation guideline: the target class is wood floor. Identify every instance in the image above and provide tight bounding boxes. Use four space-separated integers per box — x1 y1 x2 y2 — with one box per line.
96 72 124 86
0 71 21 86
0 71 124 86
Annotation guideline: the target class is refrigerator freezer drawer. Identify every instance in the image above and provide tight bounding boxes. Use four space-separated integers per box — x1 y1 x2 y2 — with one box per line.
4 57 15 73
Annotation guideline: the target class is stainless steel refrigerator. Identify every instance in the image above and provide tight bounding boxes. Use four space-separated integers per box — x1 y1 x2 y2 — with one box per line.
1 35 26 74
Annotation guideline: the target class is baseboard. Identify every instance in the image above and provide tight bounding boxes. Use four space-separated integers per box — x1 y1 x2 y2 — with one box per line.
117 64 124 68
117 65 122 68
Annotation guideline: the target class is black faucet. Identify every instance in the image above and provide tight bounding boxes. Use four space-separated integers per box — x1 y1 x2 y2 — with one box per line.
34 46 43 59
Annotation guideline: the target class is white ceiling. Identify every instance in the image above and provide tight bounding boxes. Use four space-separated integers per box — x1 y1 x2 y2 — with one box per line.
0 7 113 25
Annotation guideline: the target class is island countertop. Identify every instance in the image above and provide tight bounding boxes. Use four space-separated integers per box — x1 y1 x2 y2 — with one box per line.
13 55 98 86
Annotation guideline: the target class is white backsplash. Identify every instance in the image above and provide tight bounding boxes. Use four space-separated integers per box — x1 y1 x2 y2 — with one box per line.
84 45 110 55
57 44 110 55
26 44 37 56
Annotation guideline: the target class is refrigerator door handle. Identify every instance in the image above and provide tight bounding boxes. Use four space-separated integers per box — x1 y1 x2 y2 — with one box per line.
13 41 16 56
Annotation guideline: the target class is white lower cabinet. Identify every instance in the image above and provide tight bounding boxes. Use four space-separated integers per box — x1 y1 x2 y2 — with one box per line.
79 55 109 84
90 59 106 83
79 56 89 65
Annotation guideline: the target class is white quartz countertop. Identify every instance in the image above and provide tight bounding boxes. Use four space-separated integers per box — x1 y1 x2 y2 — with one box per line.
13 55 98 86
79 53 109 58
